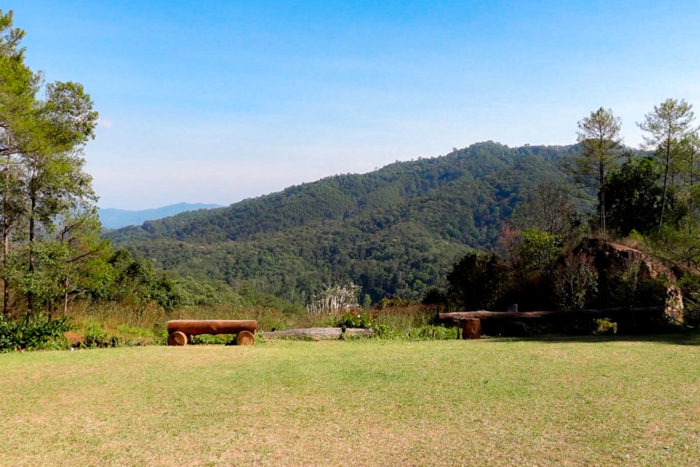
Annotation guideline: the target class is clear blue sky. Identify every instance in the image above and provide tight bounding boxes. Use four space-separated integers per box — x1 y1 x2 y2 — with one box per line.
10 0 700 209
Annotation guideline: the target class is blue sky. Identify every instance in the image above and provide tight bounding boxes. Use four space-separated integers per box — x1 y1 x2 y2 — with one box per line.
10 1 700 209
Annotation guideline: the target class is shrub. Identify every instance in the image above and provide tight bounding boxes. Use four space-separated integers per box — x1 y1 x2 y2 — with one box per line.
375 324 457 340
0 316 71 351
336 311 373 329
190 334 232 345
82 324 121 348
553 252 598 310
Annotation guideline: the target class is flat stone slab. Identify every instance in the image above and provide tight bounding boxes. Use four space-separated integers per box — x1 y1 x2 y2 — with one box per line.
262 327 374 340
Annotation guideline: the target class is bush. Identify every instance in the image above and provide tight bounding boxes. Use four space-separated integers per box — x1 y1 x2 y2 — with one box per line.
189 334 232 345
374 324 457 340
336 311 373 329
82 324 121 348
0 316 71 351
553 251 598 310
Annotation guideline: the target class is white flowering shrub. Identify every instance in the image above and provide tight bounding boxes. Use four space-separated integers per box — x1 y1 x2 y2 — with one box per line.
306 283 361 315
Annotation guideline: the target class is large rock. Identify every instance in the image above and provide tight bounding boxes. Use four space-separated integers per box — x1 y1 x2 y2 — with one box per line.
577 239 683 323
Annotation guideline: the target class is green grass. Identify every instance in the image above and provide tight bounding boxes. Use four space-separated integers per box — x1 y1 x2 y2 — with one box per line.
1 335 698 465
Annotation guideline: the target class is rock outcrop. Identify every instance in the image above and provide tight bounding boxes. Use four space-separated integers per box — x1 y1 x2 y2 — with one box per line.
577 238 683 323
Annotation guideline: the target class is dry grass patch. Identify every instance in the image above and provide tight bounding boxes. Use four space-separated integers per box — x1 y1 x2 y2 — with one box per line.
1 336 698 465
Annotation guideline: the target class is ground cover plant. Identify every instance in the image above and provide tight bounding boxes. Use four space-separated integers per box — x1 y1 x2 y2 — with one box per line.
1 336 698 465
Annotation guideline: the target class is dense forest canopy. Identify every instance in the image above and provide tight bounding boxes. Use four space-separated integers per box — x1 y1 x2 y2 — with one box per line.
107 142 590 303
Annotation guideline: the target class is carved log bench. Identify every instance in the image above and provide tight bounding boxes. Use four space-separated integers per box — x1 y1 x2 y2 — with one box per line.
166 320 258 346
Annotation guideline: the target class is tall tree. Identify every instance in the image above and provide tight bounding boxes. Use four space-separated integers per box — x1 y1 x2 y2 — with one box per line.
605 157 665 236
509 181 578 237
0 9 38 316
638 98 696 229
0 9 98 318
573 107 622 233
677 132 700 228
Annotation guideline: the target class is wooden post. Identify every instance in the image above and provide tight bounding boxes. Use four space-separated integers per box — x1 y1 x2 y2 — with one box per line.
461 318 481 339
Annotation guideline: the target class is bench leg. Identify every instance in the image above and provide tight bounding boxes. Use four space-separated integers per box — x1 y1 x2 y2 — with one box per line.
168 331 188 346
462 319 481 339
236 331 255 345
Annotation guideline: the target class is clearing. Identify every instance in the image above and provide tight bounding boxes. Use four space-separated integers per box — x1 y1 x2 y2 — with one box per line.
1 335 698 465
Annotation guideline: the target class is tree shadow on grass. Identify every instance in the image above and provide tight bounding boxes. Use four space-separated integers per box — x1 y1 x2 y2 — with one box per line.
485 331 700 346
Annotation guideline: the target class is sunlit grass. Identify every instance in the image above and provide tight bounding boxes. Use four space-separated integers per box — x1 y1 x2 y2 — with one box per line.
1 335 698 465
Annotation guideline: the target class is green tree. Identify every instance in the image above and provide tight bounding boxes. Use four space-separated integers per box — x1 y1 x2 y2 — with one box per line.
0 10 38 316
0 9 98 318
638 98 696 229
517 229 560 275
54 210 110 317
509 181 578 236
447 251 507 310
605 157 665 236
572 107 622 233
677 132 700 228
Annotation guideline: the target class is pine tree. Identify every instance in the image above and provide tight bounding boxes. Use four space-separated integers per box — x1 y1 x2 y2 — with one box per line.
572 107 622 233
638 98 696 229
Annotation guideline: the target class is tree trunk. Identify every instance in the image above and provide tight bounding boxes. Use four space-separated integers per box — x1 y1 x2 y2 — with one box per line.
1 189 10 317
599 158 606 233
166 319 258 336
440 306 664 321
2 232 8 317
2 216 8 317
63 277 70 315
689 149 695 237
659 140 671 230
26 191 36 319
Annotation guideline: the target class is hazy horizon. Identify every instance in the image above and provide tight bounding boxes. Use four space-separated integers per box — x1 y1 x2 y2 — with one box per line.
13 0 700 209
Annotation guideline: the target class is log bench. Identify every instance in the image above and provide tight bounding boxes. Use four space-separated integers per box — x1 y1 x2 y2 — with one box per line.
166 320 258 346
440 306 666 338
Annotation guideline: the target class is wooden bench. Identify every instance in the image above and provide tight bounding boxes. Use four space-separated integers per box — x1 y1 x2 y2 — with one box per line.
166 320 258 346
439 306 666 338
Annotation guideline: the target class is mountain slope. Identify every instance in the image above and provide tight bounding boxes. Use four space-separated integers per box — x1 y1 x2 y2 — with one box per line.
106 142 586 303
99 203 222 229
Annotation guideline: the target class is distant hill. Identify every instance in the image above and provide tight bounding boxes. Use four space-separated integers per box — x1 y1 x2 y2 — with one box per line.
99 203 223 229
106 142 588 303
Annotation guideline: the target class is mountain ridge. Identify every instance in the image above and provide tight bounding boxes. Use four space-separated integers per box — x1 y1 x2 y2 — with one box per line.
99 202 223 229
106 141 587 303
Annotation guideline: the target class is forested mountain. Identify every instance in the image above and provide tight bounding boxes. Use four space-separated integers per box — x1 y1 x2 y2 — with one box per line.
99 203 222 229
106 142 587 303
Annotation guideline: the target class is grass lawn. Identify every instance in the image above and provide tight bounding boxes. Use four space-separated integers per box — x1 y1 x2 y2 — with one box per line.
1 335 699 465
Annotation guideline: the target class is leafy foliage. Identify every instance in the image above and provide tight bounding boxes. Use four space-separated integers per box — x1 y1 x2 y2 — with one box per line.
0 315 70 351
1 10 98 320
605 157 665 235
447 251 508 310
